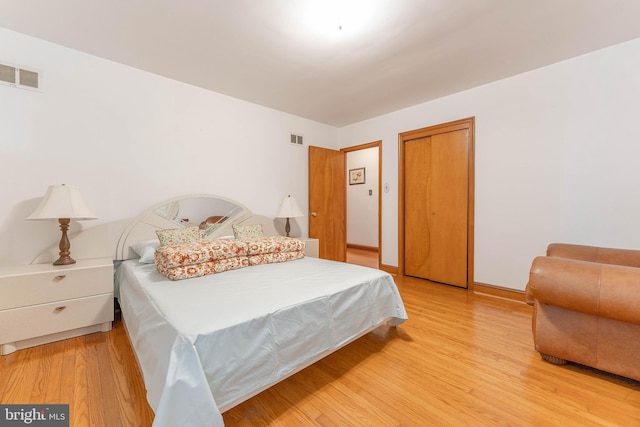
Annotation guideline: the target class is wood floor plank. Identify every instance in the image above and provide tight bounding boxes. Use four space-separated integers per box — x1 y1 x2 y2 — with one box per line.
107 321 154 427
42 340 66 404
72 337 92 427
1 346 37 404
28 343 52 402
1 250 639 426
59 338 78 408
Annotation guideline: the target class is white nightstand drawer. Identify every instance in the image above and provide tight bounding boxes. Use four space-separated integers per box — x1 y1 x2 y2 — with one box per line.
0 293 113 344
0 261 113 310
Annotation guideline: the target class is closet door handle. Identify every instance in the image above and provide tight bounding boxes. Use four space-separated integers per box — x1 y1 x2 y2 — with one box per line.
310 212 317 217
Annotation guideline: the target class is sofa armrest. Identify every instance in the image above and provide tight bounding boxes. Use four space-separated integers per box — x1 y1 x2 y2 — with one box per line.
526 256 640 325
547 243 640 268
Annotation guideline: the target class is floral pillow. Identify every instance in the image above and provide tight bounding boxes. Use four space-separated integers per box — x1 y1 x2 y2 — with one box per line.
232 224 264 239
201 222 220 237
156 226 203 246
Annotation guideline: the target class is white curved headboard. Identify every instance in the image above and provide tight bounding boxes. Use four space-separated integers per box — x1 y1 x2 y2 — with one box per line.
115 194 288 261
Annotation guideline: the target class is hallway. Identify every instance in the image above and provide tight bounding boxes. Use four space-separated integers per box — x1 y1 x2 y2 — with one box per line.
346 247 378 269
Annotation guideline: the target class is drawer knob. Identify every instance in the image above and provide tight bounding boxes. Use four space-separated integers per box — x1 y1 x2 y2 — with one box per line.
54 306 67 312
54 275 66 281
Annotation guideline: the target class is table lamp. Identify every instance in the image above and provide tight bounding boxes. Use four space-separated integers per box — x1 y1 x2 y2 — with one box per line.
26 184 97 265
277 195 304 237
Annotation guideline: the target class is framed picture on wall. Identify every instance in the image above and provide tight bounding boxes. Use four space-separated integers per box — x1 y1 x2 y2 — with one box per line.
349 167 366 185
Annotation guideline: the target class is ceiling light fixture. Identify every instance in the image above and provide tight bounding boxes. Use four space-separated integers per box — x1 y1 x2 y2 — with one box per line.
300 0 381 40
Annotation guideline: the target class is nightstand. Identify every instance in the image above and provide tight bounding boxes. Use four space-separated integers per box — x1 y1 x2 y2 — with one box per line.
301 238 319 258
0 257 114 355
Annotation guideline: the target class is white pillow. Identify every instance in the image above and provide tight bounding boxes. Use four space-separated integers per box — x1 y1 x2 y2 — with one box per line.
131 239 160 263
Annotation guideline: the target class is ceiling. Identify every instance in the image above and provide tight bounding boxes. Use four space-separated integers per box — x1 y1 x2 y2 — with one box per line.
2 0 640 127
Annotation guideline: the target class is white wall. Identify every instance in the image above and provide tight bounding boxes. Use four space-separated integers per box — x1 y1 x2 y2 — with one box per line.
340 37 640 290
3 28 640 290
346 147 378 247
0 28 339 266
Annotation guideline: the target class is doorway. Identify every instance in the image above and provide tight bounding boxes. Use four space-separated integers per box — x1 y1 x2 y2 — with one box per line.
344 142 381 268
308 141 382 267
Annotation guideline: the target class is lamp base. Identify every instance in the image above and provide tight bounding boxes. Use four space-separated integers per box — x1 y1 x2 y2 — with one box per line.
53 218 76 266
53 255 76 266
285 217 291 237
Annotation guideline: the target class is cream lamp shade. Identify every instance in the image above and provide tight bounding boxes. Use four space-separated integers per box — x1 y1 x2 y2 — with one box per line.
27 184 97 265
276 195 304 237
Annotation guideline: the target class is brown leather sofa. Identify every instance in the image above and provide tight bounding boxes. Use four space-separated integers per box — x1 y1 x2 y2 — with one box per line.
525 243 640 381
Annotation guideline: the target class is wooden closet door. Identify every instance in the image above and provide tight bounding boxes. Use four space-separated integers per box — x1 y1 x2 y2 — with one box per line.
404 129 469 287
404 137 432 279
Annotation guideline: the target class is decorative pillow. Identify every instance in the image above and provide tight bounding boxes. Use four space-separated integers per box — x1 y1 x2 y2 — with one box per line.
156 256 249 281
131 239 160 263
248 251 305 266
154 239 249 269
245 236 305 255
201 222 220 237
232 224 264 239
156 226 203 246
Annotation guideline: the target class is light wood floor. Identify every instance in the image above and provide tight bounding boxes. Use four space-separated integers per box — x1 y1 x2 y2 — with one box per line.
2 252 639 426
346 247 379 269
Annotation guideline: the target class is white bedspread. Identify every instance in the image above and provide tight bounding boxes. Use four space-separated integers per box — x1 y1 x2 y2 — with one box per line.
117 257 408 427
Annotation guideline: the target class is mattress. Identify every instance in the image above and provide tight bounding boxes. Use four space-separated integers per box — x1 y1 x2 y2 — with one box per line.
116 256 408 426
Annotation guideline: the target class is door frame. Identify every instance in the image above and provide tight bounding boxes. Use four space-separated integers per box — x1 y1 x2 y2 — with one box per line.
342 140 382 268
398 118 475 289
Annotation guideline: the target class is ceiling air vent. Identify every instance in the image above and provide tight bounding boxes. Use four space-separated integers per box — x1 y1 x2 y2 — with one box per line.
0 62 40 90
290 133 303 145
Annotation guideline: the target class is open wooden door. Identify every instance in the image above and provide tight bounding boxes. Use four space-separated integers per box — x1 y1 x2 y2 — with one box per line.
309 146 346 261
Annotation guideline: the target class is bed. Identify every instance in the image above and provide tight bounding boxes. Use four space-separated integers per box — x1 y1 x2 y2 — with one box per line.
113 195 408 426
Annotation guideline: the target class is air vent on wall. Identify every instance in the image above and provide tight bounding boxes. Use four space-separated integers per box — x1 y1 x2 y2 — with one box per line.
0 63 16 84
290 133 303 145
0 62 40 90
19 68 39 88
